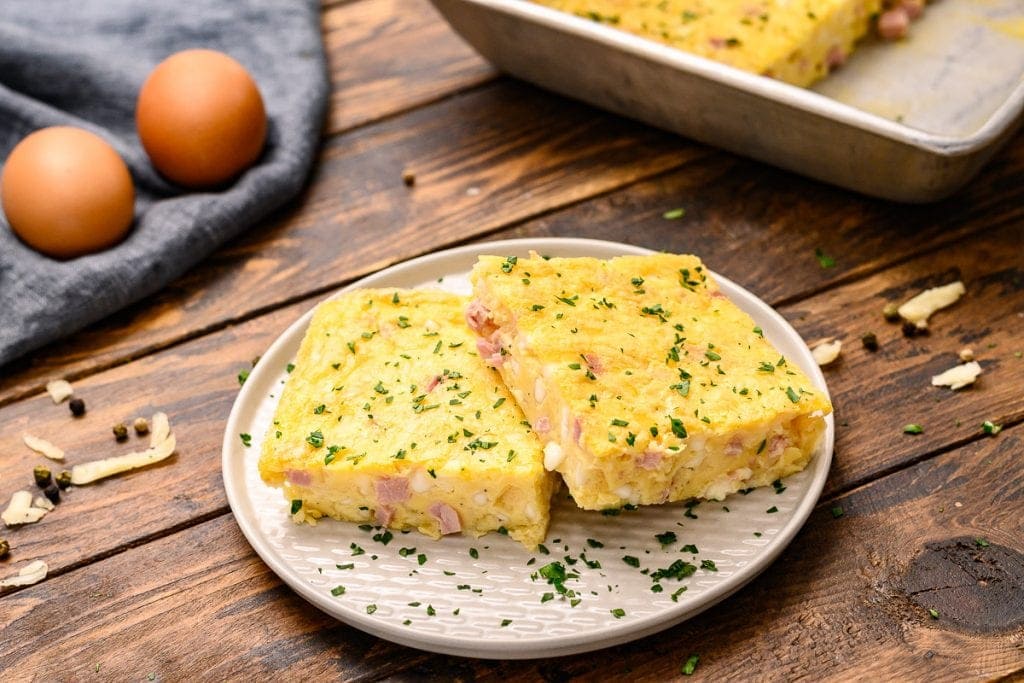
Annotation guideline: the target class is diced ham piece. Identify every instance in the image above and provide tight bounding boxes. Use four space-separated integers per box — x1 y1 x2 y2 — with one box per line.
724 437 743 456
375 477 410 504
533 416 550 435
826 45 846 70
428 502 462 535
637 451 662 470
465 300 496 336
877 7 910 40
900 0 924 20
709 37 727 49
768 435 789 460
286 470 311 486
375 506 394 526
573 417 582 445
476 336 504 367
425 375 442 393
583 353 603 375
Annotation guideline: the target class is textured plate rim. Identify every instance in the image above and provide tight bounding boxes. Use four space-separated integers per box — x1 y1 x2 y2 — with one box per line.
222 237 834 659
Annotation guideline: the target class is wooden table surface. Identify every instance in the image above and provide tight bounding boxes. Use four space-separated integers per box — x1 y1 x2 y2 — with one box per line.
2 1 1022 680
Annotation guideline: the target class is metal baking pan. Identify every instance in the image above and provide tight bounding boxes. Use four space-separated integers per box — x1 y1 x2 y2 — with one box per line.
429 0 1024 202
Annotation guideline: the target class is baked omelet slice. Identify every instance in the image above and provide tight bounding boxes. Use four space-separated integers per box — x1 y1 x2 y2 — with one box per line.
531 0 882 87
258 289 559 550
469 252 831 511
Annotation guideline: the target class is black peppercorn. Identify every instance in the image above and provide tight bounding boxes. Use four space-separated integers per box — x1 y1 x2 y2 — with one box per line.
861 332 879 352
43 484 60 505
113 423 129 441
33 465 53 488
69 397 86 416
402 170 416 187
0 538 9 559
901 321 918 338
133 417 150 436
56 470 72 489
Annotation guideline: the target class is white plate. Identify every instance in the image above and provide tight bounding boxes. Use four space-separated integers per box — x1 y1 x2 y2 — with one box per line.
222 237 834 659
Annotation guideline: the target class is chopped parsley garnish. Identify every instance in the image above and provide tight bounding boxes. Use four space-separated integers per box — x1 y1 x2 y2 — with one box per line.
541 592 555 603
313 403 326 414
663 208 685 220
975 538 990 548
705 350 721 361
237 369 249 386
680 544 698 554
772 479 787 494
336 563 354 570
469 548 479 559
622 555 641 568
239 433 252 447
671 586 688 602
831 505 844 519
610 608 626 618
493 397 506 409
651 559 696 581
306 429 324 448
330 585 346 596
785 386 800 403
671 381 690 397
753 326 763 337
766 506 779 514
398 547 416 557
417 554 427 565
815 248 836 269
669 416 687 439
531 304 545 311
366 604 377 614
501 256 518 273
290 499 302 514
682 654 700 675
426 605 436 616
611 418 629 427
556 294 578 307
928 609 939 619
372 529 394 545
982 420 1002 435
903 423 924 435
655 531 678 547
587 538 604 548
500 619 512 627
286 363 295 373
700 559 717 572
350 543 365 556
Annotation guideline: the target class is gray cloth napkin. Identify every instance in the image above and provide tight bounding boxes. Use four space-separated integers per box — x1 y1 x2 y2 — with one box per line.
0 0 328 368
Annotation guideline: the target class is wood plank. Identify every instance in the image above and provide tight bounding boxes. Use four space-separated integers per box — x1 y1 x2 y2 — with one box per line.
485 129 1024 307
0 301 310 578
778 220 1024 497
2 424 1019 680
322 0 496 134
0 212 1020 579
0 80 699 407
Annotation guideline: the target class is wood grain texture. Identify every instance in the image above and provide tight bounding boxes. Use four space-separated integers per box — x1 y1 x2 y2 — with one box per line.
1 213 1020 583
322 0 496 134
0 80 699 407
2 426 1019 681
486 129 1024 307
0 300 309 579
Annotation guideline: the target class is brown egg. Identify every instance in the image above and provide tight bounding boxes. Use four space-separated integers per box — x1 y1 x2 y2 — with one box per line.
1 127 135 259
136 49 267 188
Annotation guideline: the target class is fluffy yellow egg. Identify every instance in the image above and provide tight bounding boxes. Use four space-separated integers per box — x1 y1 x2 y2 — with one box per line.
1 127 135 259
136 49 267 188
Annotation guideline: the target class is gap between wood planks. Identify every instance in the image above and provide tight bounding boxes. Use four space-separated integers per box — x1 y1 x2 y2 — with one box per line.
0 191 1009 414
